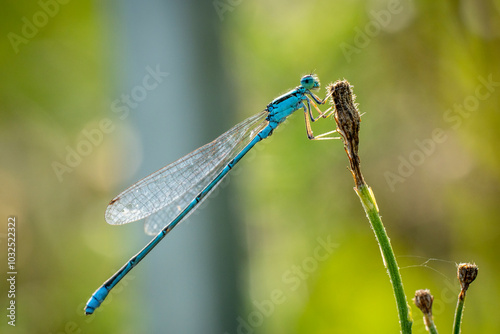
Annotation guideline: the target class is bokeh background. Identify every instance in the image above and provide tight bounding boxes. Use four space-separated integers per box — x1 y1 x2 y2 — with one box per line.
1 0 499 333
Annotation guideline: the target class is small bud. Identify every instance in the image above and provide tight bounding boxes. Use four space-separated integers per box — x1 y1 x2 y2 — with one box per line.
414 289 434 316
458 263 478 300
414 289 434 330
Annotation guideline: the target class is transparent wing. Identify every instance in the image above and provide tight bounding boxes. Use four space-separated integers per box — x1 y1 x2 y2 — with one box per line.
105 111 268 231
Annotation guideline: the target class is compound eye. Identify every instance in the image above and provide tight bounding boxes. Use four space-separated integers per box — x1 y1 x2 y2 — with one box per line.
300 75 315 89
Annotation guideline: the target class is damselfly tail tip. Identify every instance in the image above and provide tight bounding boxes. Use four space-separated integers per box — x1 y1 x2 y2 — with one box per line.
84 286 109 315
84 299 97 315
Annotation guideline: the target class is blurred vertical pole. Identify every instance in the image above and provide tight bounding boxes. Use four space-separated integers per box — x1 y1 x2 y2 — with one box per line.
112 0 242 333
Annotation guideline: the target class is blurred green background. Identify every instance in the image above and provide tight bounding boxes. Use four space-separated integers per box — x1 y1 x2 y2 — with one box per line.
1 0 499 333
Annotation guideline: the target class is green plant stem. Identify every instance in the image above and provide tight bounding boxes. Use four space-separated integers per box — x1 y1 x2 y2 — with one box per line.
453 297 465 334
355 184 413 334
425 315 439 334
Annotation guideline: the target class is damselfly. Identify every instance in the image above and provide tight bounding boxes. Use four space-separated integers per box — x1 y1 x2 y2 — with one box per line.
85 74 336 314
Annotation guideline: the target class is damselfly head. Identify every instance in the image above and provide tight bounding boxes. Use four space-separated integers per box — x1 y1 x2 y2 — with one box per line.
300 74 320 90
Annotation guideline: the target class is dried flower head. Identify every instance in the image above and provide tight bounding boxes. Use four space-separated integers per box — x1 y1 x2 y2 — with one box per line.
328 80 365 188
458 263 478 300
